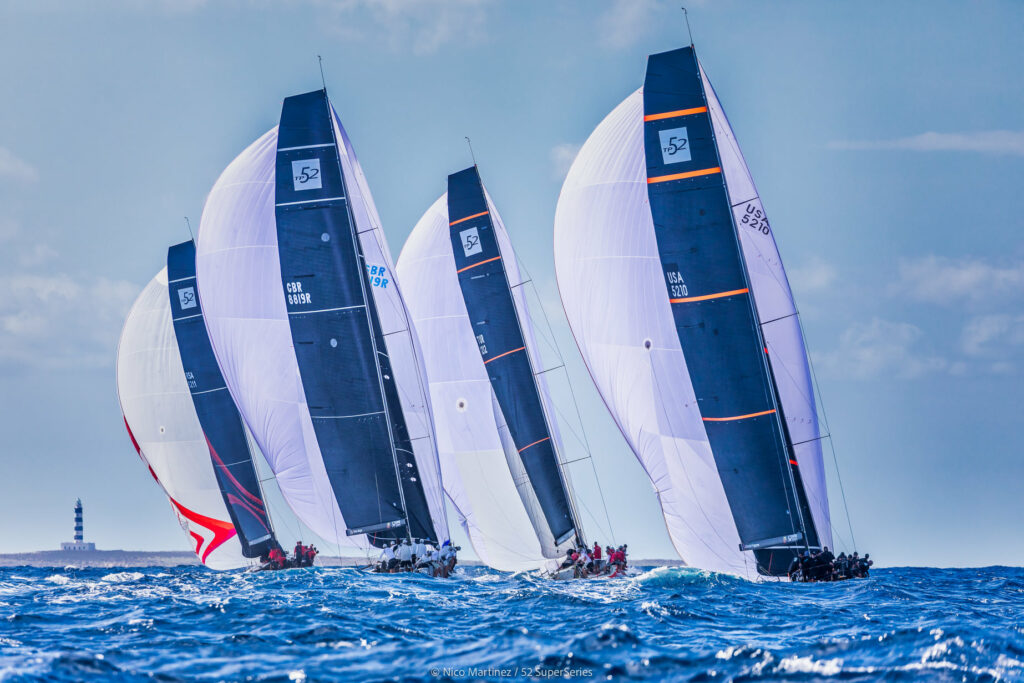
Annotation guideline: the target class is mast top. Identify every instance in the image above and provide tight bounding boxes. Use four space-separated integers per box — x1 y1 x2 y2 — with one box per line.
682 7 694 47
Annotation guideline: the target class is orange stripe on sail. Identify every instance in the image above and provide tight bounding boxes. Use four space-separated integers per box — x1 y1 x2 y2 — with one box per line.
647 166 721 184
517 437 550 454
702 409 776 423
670 287 748 304
643 106 708 122
483 346 525 365
456 255 501 274
449 210 489 227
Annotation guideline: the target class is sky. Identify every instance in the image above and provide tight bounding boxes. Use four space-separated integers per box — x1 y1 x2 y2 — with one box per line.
0 0 1022 569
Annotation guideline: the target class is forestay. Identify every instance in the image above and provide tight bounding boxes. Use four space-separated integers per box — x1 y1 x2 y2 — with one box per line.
116 269 248 570
167 240 279 559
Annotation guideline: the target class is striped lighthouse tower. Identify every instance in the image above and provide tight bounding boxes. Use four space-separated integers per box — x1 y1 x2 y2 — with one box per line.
74 499 83 543
61 498 96 551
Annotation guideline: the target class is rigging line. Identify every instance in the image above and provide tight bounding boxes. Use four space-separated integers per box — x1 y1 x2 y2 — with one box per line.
765 331 848 552
184 217 195 242
465 137 477 166
681 6 694 46
761 312 799 326
534 364 566 377
797 311 856 550
317 55 327 90
516 261 615 544
792 434 831 447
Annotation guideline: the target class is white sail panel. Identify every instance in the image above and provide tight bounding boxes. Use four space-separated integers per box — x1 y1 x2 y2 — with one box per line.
397 195 549 571
333 114 449 544
116 269 248 571
194 129 360 549
700 66 832 549
553 89 753 576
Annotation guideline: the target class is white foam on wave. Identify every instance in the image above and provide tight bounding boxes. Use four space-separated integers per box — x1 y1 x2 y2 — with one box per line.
776 654 844 676
101 572 145 583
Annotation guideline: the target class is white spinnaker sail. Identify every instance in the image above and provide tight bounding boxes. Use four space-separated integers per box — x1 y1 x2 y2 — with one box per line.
554 89 752 576
116 269 248 571
397 195 549 571
700 67 832 549
196 118 448 548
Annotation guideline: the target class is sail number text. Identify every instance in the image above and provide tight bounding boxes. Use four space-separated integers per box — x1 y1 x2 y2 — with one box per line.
285 281 311 305
739 203 770 235
366 264 389 289
666 269 688 298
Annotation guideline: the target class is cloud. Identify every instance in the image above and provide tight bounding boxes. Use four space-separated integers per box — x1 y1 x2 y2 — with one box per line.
596 0 660 49
828 130 1024 157
814 317 948 380
319 0 492 55
961 314 1024 359
0 273 138 370
788 258 837 294
550 143 581 180
892 255 1024 306
17 244 59 268
0 147 38 183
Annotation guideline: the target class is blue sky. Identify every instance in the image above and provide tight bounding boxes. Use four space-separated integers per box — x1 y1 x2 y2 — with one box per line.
0 1 1021 568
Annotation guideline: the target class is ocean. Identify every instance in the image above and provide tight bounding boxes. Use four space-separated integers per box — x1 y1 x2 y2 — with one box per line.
0 565 1021 681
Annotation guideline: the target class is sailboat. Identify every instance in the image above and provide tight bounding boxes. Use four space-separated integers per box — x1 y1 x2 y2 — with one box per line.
116 267 271 570
398 166 620 577
166 240 282 563
194 89 452 573
553 45 832 578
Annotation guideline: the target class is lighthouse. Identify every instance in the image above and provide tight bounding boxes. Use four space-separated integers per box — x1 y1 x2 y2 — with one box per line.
61 499 96 551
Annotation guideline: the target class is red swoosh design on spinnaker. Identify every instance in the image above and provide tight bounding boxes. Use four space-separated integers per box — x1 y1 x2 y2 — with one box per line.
123 415 237 563
168 497 237 564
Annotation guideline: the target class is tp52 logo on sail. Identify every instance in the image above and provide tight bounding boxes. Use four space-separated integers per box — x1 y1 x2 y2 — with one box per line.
291 158 322 191
659 127 691 164
178 287 197 310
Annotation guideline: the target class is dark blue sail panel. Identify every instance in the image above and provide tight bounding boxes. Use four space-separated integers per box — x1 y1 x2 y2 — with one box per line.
642 48 816 572
167 240 277 559
447 166 577 545
274 90 437 546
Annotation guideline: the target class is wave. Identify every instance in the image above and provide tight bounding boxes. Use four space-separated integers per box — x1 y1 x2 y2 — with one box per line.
0 566 1021 681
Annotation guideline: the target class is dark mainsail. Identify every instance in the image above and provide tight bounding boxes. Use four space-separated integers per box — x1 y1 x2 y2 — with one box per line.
642 47 819 574
273 90 437 547
447 166 579 545
167 240 278 559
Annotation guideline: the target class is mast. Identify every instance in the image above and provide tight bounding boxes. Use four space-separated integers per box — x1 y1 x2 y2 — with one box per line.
690 51 809 549
447 166 579 548
167 240 279 558
485 178 586 546
322 90 412 542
